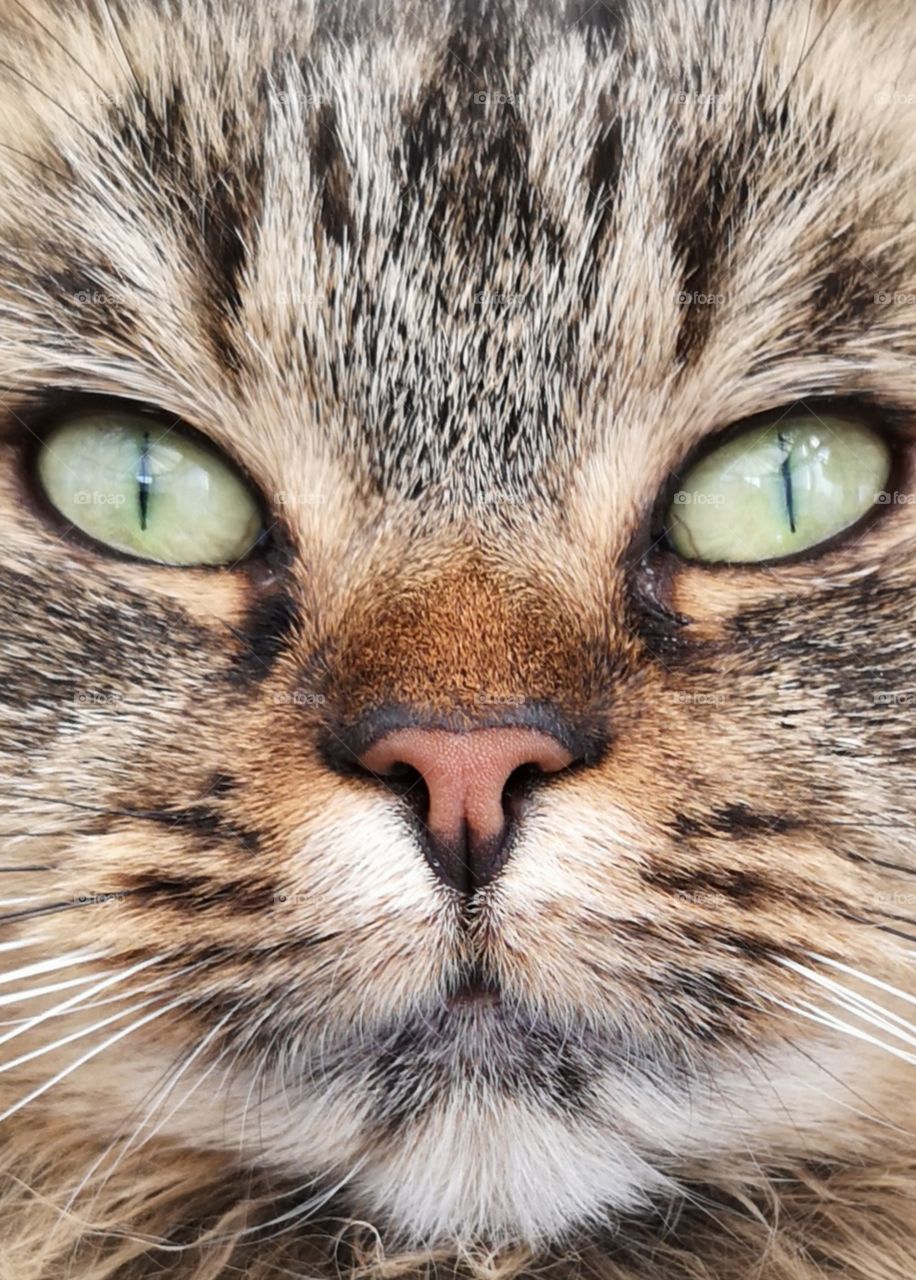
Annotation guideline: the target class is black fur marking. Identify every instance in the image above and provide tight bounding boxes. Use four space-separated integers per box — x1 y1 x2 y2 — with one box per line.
119 871 275 914
310 101 356 249
642 864 770 906
227 591 300 682
363 1005 598 1129
564 0 629 50
197 118 265 374
147 803 261 855
810 232 901 336
581 94 623 298
673 803 796 839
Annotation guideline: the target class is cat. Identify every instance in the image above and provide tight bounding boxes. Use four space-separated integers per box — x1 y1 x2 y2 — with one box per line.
0 0 915 1276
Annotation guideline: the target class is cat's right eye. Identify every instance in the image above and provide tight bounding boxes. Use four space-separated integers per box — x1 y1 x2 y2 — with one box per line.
35 410 263 566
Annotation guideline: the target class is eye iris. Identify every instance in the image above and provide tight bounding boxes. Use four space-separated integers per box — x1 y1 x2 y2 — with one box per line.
667 414 892 564
36 412 263 567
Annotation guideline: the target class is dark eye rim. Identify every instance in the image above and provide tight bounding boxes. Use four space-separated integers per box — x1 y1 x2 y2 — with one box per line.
13 390 284 572
647 396 909 570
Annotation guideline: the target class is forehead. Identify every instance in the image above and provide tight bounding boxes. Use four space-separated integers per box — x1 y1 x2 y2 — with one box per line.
0 0 912 523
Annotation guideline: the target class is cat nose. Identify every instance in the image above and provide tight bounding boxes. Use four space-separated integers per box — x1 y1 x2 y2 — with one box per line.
358 726 574 893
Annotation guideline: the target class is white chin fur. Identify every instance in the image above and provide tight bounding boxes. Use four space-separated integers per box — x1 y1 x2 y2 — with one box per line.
351 1099 670 1246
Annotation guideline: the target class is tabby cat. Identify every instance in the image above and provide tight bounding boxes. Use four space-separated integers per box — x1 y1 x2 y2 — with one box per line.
0 0 915 1276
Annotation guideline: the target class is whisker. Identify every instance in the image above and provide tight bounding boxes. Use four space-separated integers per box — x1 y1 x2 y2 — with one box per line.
0 995 162 1079
0 950 103 987
786 972 916 1050
809 953 916 1007
0 993 192 1125
767 993 916 1068
0 972 113 1010
0 955 162 1051
77 1000 245 1204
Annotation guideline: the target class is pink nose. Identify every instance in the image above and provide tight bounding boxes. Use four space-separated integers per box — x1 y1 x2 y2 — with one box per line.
359 726 574 892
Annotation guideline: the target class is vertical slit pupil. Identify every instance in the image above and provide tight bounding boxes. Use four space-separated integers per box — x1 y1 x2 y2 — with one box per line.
777 431 796 534
137 430 152 532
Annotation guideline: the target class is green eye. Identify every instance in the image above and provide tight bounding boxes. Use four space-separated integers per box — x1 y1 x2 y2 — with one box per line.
36 411 263 566
666 411 892 563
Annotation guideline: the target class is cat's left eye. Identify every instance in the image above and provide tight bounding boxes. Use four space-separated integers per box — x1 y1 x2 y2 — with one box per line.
35 410 263 566
664 409 892 564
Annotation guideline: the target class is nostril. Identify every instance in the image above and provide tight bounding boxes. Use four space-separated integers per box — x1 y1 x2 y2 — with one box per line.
501 761 551 823
369 760 430 824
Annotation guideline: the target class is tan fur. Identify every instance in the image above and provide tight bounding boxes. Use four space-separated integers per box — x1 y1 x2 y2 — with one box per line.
0 0 915 1276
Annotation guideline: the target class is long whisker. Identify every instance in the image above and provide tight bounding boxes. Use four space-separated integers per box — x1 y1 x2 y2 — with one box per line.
0 954 162 1051
767 993 916 1068
0 993 192 1125
78 1000 245 1205
0 995 163 1079
0 950 103 987
781 962 916 1050
808 953 916 1007
0 971 114 1010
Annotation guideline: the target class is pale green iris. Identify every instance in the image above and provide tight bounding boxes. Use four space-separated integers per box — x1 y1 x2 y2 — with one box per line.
667 413 891 563
37 412 262 566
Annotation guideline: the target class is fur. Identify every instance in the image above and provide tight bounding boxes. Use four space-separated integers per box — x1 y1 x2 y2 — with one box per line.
0 0 915 1276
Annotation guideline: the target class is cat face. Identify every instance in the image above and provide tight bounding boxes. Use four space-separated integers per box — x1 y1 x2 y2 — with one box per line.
0 0 915 1255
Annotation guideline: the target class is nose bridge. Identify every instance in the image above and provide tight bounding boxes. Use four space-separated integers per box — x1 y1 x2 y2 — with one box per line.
329 556 600 720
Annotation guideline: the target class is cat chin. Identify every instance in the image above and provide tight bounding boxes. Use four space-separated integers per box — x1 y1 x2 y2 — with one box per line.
205 1031 902 1248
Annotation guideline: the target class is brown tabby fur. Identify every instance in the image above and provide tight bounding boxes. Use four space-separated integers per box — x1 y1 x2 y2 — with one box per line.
0 0 915 1275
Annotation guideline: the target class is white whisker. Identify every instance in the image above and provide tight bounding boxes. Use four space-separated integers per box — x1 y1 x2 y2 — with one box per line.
0 950 104 987
0 996 160 1077
0 993 192 1125
0 972 113 1009
0 955 162 1051
806 952 916 1007
783 958 916 1044
769 993 916 1068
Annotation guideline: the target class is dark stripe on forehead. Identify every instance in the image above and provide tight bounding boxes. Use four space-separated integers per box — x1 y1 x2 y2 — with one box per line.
197 110 266 376
111 81 266 377
309 101 356 250
564 0 630 50
580 91 624 302
810 229 902 339
670 127 746 366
